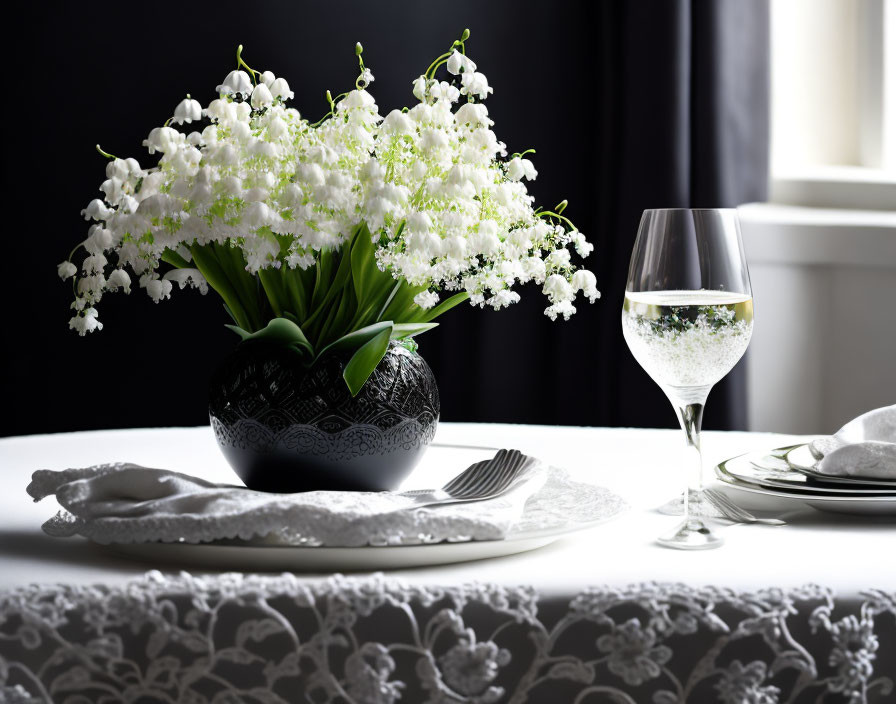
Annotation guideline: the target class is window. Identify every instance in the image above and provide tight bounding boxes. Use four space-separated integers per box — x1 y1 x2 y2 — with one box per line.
769 0 895 208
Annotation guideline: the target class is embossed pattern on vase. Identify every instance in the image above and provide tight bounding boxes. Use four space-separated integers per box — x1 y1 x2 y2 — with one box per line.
209 342 439 491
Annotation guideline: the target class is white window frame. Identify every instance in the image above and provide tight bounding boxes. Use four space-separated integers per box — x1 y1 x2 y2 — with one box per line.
769 0 895 209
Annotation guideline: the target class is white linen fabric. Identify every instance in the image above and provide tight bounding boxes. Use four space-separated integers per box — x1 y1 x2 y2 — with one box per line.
3 424 896 594
810 405 896 479
2 425 896 703
25 458 563 547
1 572 894 704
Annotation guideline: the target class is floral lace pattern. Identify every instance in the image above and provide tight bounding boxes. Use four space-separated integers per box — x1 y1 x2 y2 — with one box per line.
1 573 893 703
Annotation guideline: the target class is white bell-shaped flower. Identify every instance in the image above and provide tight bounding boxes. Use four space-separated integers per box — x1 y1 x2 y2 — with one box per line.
460 71 493 100
163 268 208 294
269 77 294 100
69 307 103 335
447 50 477 75
143 276 173 303
216 70 252 96
543 273 574 304
57 261 77 280
106 269 131 293
82 253 107 274
455 102 491 128
81 199 112 221
430 81 459 103
523 256 547 284
173 97 202 124
571 269 600 302
380 110 416 137
413 290 439 309
546 247 571 271
506 157 537 182
100 178 123 204
412 75 428 102
261 70 276 86
544 300 576 321
251 83 274 109
488 289 520 309
105 159 129 181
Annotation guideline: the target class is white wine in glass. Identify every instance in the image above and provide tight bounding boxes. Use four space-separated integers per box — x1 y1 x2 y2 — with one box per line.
622 209 753 549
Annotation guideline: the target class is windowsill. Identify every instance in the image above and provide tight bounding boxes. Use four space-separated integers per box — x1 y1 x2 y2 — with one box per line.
770 165 896 210
737 202 896 267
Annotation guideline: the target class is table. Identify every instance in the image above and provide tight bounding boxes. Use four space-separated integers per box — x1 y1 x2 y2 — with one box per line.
1 424 895 703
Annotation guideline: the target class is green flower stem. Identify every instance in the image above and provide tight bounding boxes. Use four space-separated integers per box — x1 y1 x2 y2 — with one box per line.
510 148 536 159
95 144 118 160
537 209 578 231
424 52 454 80
236 44 260 84
424 30 470 79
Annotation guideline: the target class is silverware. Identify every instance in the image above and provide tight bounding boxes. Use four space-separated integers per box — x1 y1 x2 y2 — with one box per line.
703 487 787 526
398 449 541 508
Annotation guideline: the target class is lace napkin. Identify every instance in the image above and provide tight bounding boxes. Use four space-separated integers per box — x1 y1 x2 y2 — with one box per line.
809 404 896 479
26 456 550 547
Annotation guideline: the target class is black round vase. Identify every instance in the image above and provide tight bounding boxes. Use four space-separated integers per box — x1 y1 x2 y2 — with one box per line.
209 341 439 492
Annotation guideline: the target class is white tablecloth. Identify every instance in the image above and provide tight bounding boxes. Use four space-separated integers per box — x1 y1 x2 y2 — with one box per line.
1 423 894 593
2 424 895 704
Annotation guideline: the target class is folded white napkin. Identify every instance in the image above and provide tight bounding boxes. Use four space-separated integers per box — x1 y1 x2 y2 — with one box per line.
27 458 548 547
809 405 896 479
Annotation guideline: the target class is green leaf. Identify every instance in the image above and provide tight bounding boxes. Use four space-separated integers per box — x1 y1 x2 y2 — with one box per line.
224 324 251 341
304 238 355 334
161 248 191 269
316 321 393 362
391 323 438 340
351 223 376 302
419 291 470 322
282 267 310 321
237 317 314 359
376 281 402 322
380 281 428 323
257 267 286 318
216 244 265 330
343 325 392 396
190 244 252 331
222 303 239 326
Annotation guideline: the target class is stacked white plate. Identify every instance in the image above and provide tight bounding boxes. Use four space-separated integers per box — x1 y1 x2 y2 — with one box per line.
715 444 896 516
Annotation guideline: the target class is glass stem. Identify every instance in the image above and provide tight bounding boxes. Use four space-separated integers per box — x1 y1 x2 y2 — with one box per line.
675 402 705 524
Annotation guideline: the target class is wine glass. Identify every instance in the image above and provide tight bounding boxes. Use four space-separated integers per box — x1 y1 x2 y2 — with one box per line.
622 208 753 549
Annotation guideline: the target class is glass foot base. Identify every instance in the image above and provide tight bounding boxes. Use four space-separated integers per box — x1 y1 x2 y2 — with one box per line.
657 490 727 518
657 518 724 550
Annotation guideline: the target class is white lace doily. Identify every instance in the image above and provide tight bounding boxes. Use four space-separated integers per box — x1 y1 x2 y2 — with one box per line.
27 461 627 548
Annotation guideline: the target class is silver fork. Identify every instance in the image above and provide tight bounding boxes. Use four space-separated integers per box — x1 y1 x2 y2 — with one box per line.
397 449 542 508
703 488 787 526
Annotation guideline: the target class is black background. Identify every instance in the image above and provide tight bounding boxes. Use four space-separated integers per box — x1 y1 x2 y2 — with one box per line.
2 0 763 436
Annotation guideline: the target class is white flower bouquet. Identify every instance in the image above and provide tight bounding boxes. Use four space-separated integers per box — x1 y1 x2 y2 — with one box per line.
60 30 599 393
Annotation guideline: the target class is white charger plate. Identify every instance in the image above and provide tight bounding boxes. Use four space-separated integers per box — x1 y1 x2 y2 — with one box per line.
100 531 564 571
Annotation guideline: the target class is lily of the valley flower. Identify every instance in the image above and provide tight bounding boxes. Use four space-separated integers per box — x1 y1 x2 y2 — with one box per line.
63 33 598 334
173 96 202 124
216 69 253 96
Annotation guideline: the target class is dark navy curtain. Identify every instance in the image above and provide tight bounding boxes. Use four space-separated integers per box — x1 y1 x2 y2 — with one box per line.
4 0 768 435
